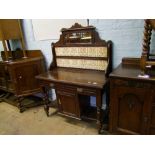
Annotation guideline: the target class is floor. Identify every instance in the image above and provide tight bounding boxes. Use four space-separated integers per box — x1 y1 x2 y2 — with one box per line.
0 102 98 135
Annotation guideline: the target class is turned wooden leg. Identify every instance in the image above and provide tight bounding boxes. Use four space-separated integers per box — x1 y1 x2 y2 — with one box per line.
17 97 24 113
42 86 50 117
44 104 49 117
96 90 102 134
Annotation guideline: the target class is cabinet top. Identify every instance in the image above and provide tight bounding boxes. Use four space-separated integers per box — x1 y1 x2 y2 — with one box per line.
36 67 106 89
110 58 155 82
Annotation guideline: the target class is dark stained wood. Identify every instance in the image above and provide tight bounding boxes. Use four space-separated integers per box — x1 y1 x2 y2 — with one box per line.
36 23 113 133
36 68 106 89
109 58 155 134
1 50 44 61
53 23 107 47
96 89 103 133
122 57 140 66
50 23 112 74
61 23 94 32
56 84 80 118
8 57 44 97
49 43 57 69
0 19 46 112
0 50 45 112
56 56 108 60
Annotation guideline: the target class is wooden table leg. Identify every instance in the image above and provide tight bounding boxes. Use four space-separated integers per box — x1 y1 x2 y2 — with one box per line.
96 89 102 134
42 86 50 117
17 97 25 113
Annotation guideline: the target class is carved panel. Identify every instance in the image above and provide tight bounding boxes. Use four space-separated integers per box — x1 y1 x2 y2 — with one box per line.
118 93 143 133
112 79 152 89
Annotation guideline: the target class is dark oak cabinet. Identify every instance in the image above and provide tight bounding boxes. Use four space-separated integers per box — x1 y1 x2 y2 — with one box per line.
0 20 46 112
7 56 44 97
0 50 45 112
109 59 155 134
110 79 151 134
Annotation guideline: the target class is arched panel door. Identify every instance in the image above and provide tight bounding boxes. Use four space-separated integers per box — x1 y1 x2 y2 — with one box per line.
110 80 151 135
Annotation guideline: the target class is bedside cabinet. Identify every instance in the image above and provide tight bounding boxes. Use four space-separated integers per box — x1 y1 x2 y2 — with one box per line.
109 59 155 134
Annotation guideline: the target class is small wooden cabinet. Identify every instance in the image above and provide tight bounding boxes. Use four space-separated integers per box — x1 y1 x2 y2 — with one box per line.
0 50 45 112
110 79 152 134
7 55 45 97
0 19 46 112
109 58 155 134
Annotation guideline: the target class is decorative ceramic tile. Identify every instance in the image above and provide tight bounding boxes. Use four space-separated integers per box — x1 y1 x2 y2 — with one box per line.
55 47 107 57
57 59 107 71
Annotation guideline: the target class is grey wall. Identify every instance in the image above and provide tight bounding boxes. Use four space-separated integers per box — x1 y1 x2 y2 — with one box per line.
22 19 57 68
22 19 145 69
90 19 144 67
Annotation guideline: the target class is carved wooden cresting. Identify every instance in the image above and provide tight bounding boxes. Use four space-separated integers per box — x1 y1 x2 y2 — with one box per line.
51 23 112 76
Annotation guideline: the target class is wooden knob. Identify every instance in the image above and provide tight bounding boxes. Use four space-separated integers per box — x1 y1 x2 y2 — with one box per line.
19 76 22 79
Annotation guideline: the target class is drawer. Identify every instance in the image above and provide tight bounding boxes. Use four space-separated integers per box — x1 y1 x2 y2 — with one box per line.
38 79 54 87
56 84 77 93
111 79 152 89
57 90 76 97
76 87 96 95
56 84 96 96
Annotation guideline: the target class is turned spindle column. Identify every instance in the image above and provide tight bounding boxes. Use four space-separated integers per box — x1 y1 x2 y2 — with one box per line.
140 19 152 74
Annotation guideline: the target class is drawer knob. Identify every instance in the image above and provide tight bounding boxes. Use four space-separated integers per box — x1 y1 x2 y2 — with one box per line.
77 88 83 92
19 76 22 79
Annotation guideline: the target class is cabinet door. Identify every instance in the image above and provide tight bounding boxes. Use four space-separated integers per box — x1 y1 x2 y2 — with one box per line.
110 80 150 135
0 63 7 90
56 85 80 118
11 63 40 95
147 91 155 134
